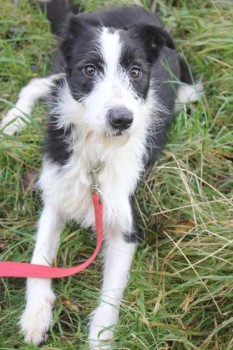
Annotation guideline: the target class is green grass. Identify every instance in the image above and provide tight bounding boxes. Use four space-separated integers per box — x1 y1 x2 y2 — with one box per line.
0 0 233 349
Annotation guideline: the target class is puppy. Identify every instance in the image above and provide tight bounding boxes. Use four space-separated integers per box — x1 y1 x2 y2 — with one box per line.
0 4 202 349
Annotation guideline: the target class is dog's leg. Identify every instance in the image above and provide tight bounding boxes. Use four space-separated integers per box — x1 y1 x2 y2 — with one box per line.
0 74 62 135
19 203 63 346
89 233 137 349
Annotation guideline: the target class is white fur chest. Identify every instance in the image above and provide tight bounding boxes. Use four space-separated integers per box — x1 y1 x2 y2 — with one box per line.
39 130 147 235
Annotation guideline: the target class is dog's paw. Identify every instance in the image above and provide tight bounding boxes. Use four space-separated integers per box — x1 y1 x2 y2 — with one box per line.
0 109 27 135
89 340 112 350
19 290 55 345
89 304 118 350
89 324 113 349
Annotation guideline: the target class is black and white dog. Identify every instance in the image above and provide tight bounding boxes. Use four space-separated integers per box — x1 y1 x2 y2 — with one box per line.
1 4 202 349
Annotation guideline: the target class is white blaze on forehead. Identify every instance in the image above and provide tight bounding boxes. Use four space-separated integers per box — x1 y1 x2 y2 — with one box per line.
100 27 122 76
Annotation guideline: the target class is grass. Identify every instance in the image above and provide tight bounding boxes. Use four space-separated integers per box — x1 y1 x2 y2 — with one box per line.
0 0 233 349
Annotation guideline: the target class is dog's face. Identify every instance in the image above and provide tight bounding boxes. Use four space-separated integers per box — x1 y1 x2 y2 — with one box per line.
61 16 174 137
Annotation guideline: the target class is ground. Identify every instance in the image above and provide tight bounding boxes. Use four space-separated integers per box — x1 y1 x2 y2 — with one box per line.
0 1 233 349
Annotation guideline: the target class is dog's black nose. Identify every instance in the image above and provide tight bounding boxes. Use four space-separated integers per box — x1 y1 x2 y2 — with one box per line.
108 107 133 131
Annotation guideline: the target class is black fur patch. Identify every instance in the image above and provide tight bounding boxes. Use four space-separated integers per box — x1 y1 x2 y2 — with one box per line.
44 78 73 165
120 34 151 100
61 16 104 101
143 47 181 170
119 23 175 99
44 115 73 166
123 197 143 244
127 24 175 63
123 232 141 244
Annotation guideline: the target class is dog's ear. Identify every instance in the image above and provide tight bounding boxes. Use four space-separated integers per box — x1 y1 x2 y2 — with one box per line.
128 24 175 63
60 14 85 62
64 14 85 39
61 14 100 63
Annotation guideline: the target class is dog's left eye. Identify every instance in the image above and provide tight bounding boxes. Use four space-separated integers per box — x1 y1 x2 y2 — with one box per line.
84 65 97 77
129 67 142 79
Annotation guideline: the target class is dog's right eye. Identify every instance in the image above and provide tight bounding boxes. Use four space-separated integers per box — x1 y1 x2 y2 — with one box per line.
84 65 97 77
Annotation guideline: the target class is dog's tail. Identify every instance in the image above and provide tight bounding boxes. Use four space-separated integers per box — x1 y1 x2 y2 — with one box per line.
175 56 204 112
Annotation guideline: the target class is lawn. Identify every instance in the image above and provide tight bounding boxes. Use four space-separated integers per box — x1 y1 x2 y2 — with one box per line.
0 1 233 349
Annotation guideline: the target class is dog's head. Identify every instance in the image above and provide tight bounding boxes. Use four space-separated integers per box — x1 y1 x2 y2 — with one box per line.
60 15 174 137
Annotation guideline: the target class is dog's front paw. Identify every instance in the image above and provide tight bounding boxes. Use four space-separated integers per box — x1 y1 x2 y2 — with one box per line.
89 339 112 350
89 303 119 350
0 109 27 135
19 290 55 345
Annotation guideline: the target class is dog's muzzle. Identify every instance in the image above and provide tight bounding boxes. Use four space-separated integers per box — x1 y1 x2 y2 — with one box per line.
108 107 133 132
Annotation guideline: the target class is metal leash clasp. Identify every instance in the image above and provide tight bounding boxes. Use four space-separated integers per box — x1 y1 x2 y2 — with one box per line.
88 157 105 200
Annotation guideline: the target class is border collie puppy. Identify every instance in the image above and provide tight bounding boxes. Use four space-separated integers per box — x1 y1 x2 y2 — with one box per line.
0 5 202 349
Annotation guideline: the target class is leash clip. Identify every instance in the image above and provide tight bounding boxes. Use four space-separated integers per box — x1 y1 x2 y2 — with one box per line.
88 157 105 199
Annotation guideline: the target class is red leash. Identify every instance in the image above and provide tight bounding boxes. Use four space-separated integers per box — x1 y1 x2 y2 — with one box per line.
0 193 103 279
